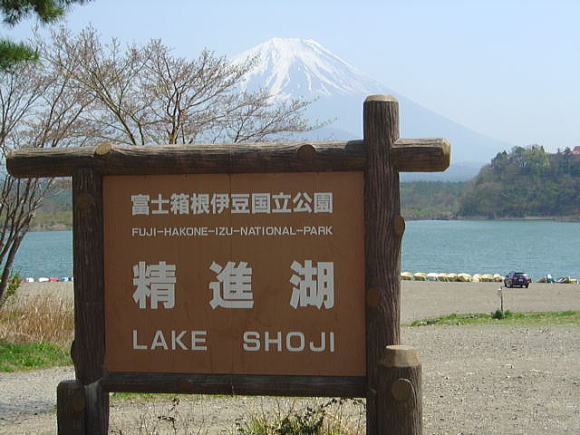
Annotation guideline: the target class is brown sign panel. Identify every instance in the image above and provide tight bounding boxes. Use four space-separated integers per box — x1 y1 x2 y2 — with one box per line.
103 172 365 376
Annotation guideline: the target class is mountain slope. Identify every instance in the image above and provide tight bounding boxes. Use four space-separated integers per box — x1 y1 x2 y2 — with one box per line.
236 38 385 98
235 38 511 170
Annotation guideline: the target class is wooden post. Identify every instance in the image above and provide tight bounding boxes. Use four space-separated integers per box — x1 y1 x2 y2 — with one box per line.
378 345 422 434
6 95 447 434
72 168 108 435
364 95 403 434
57 380 86 435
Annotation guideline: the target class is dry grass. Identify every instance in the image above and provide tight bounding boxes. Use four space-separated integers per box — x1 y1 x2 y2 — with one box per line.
235 397 366 434
108 396 366 434
0 293 74 347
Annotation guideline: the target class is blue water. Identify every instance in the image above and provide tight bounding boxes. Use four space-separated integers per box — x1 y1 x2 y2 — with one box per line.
12 230 73 278
401 220 580 280
10 220 580 280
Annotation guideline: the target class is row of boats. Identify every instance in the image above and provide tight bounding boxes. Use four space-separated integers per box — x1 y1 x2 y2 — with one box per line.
22 277 73 283
19 274 579 284
401 272 504 282
536 275 578 284
402 272 578 283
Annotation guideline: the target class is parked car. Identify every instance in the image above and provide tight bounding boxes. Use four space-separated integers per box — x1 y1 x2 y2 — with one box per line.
504 271 531 288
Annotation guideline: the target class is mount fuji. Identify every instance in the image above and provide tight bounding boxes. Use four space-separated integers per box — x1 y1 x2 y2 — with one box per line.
235 38 512 180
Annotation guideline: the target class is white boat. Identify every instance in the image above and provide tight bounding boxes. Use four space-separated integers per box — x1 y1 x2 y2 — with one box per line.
458 273 472 282
413 272 427 281
427 272 439 281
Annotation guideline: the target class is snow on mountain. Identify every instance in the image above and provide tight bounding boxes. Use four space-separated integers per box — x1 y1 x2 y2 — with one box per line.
234 38 511 173
235 38 385 99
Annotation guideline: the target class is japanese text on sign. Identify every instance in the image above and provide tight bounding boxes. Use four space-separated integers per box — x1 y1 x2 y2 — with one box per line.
131 260 335 311
104 172 365 376
131 192 333 215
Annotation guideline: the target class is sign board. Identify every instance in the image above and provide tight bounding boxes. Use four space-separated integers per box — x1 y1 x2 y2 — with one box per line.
8 96 448 434
103 171 366 376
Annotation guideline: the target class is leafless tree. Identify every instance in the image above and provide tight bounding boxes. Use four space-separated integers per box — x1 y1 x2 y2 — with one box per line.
46 27 319 145
0 27 321 303
0 55 90 303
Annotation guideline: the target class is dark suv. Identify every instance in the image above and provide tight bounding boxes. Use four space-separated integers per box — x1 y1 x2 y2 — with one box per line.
504 271 531 288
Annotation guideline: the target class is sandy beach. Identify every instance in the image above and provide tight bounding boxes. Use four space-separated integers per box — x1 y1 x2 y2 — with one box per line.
2 280 579 434
14 280 580 323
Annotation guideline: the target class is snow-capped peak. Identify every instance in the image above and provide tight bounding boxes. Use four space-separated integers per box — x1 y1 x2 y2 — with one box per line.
234 37 385 99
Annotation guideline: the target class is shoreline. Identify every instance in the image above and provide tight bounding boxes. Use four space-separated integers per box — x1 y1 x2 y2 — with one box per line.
27 214 580 232
15 280 580 324
3 280 579 434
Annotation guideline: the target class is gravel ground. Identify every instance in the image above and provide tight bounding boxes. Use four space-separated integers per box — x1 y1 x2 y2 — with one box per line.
1 281 579 434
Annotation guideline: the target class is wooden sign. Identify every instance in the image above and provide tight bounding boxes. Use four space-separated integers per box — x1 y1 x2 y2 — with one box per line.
103 172 365 376
7 95 450 435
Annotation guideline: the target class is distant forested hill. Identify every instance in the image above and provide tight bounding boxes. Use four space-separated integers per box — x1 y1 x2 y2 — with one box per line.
400 181 465 219
457 146 580 219
29 180 72 230
28 147 579 230
30 179 467 230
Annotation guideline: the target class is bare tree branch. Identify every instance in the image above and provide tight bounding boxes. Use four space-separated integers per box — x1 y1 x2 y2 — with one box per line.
0 26 325 303
45 27 321 146
0 52 89 304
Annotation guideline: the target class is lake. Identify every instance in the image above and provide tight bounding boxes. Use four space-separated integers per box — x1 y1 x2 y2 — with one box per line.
10 220 580 280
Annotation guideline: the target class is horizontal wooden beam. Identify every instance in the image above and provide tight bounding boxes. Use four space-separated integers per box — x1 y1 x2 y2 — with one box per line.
7 142 366 178
100 373 367 398
7 138 449 178
393 138 450 172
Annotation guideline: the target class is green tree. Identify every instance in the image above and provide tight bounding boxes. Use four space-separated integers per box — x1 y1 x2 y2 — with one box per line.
522 145 549 175
491 151 509 173
457 145 580 219
0 0 90 70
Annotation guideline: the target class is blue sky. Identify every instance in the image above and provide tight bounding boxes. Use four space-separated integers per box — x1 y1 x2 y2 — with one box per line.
4 0 579 152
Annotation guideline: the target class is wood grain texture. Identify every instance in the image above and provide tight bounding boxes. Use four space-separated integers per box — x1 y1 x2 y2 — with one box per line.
57 380 86 435
84 382 109 435
7 141 367 177
393 138 450 172
363 94 403 434
7 137 450 178
378 345 422 435
72 168 105 384
100 373 367 397
72 169 109 435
